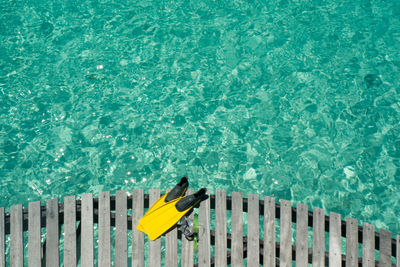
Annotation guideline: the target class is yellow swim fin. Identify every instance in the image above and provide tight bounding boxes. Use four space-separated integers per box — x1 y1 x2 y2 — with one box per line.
136 177 188 232
137 188 207 241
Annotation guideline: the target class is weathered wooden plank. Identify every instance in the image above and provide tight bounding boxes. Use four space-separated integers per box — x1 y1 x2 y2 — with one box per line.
0 207 5 267
215 190 227 267
64 195 77 267
10 204 23 267
346 217 358 267
248 194 259 267
329 212 341 267
181 189 194 267
165 222 178 267
312 207 325 267
362 222 375 267
264 196 275 267
28 201 41 267
198 192 210 267
397 235 400 267
115 190 128 267
379 229 392 267
81 193 94 267
149 189 161 267
98 191 111 266
231 192 243 267
46 198 59 266
280 199 292 267
296 203 308 267
132 189 144 267
165 181 179 267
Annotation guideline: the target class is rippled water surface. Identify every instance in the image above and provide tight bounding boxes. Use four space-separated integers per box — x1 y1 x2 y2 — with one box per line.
1 0 400 233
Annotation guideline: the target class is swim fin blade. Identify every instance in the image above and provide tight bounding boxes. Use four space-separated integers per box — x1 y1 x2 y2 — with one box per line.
145 176 189 216
137 188 207 241
136 177 189 232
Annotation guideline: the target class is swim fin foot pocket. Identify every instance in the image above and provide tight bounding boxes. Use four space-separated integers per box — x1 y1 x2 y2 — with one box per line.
175 188 207 212
165 176 189 202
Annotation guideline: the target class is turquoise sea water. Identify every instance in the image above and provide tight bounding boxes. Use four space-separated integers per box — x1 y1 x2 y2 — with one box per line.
1 0 400 234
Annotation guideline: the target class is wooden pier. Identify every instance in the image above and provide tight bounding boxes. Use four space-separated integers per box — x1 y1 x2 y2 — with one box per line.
0 189 399 266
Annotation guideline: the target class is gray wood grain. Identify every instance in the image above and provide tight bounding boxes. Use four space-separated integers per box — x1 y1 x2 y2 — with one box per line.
46 198 59 266
115 190 128 267
149 189 161 267
28 201 41 267
0 207 4 267
81 193 94 267
280 199 292 267
247 194 259 267
98 191 110 267
215 190 227 267
329 212 341 267
181 189 194 267
10 204 23 267
345 217 358 267
362 222 375 267
165 223 177 267
264 196 275 267
379 229 392 267
198 192 210 267
231 192 243 267
165 182 178 267
12 191 400 267
64 195 77 267
296 203 308 267
312 207 325 267
397 235 400 267
132 189 144 267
